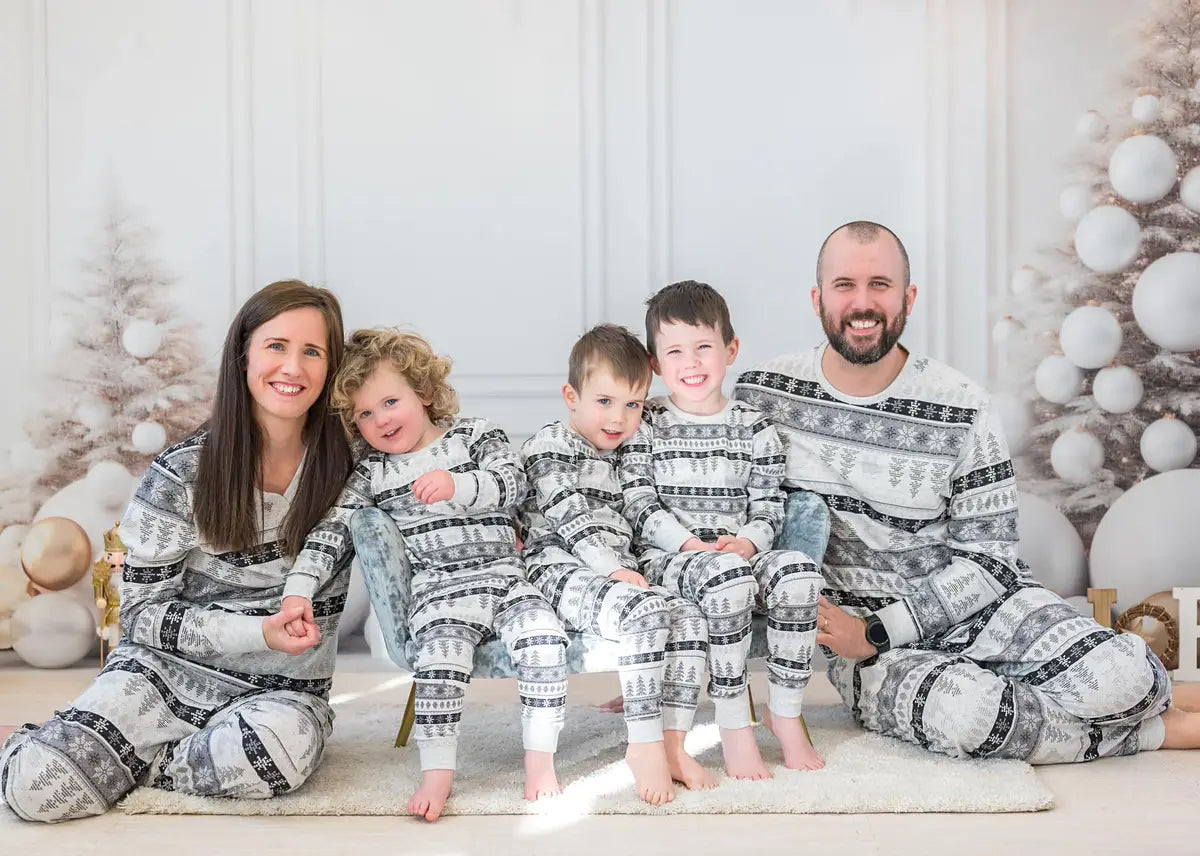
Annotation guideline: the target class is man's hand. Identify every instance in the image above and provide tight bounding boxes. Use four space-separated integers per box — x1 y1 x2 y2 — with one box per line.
413 470 455 505
681 537 718 552
816 596 877 660
715 535 758 560
264 601 321 654
609 569 649 589
282 594 316 638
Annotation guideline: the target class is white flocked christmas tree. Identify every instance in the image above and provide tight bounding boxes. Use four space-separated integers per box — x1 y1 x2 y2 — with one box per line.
997 0 1200 546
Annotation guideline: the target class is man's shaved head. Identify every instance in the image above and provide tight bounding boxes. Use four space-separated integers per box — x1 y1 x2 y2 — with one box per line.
815 221 911 288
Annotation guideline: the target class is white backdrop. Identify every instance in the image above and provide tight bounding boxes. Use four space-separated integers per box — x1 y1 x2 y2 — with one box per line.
0 0 1141 445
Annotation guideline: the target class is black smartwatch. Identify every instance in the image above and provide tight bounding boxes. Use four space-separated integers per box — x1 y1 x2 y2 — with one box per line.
864 613 891 654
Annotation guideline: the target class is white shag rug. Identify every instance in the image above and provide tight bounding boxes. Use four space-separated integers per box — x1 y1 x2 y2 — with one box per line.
120 702 1053 816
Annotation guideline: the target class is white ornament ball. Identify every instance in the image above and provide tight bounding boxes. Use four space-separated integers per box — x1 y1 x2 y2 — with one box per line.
11 591 96 668
86 460 137 510
993 393 1034 456
991 316 1024 348
1058 184 1092 222
338 559 371 640
1180 167 1200 212
1131 93 1162 124
1015 492 1087 596
1010 266 1042 299
1050 429 1105 484
1059 305 1122 369
1092 365 1143 414
122 320 163 359
76 399 113 433
1035 355 1084 404
1132 252 1200 351
1075 110 1106 142
1108 134 1177 205
0 524 30 566
131 421 168 455
1140 416 1198 472
1090 470 1200 611
1073 205 1142 274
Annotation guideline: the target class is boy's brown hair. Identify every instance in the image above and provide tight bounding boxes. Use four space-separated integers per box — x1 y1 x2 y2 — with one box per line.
644 280 735 356
567 324 652 393
331 328 459 436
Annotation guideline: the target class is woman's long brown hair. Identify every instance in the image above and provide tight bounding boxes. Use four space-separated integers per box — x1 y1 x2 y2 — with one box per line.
193 280 352 556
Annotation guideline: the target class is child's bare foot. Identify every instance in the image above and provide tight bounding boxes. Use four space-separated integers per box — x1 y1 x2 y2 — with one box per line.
1171 681 1200 712
762 709 824 770
720 725 772 780
524 750 562 800
625 741 675 805
1161 706 1200 748
408 769 454 821
664 729 717 790
597 695 625 714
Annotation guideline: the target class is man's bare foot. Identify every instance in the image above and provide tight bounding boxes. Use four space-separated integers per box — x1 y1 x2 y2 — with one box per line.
1161 706 1200 748
597 695 625 714
720 725 772 780
626 741 675 805
664 729 718 790
1171 682 1200 712
524 750 562 800
408 769 454 821
762 709 824 770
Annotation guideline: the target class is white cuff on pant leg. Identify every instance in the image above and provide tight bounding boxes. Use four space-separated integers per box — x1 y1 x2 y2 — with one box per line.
1139 713 1166 752
662 703 698 735
767 684 804 720
626 715 665 745
417 737 458 771
713 694 752 730
522 715 563 754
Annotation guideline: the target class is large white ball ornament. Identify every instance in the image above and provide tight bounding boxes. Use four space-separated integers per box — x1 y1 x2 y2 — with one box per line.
1035 355 1084 404
1073 205 1142 274
1092 365 1143 414
1015 492 1087 596
991 316 1024 348
1050 428 1104 484
122 320 163 359
1131 92 1162 124
1180 167 1200 212
1140 416 1198 472
1132 252 1200 351
86 460 137 511
1010 266 1042 299
1059 184 1092 222
1076 110 1106 142
76 398 113 433
0 524 30 566
1059 305 1122 369
11 592 96 668
131 421 168 455
1090 470 1200 611
993 393 1033 455
1108 134 1177 204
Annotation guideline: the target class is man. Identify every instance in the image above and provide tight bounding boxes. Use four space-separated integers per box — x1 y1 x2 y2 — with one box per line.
734 220 1200 762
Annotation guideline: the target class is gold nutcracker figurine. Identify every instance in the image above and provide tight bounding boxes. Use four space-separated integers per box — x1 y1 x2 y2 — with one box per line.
92 522 126 668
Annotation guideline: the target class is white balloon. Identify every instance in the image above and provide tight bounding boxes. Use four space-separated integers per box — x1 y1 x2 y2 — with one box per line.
1058 184 1092 222
1075 110 1106 142
1131 93 1162 124
1132 252 1200 351
122 319 163 359
991 316 1024 348
1035 355 1084 404
337 559 371 640
11 592 96 668
993 393 1033 455
1092 365 1143 414
1108 134 1177 205
1073 205 1142 274
86 460 137 511
1180 167 1200 212
1058 305 1122 369
131 421 168 455
76 398 113 432
1140 417 1198 472
1050 429 1104 484
1010 266 1042 299
1016 492 1087 596
1090 470 1200 611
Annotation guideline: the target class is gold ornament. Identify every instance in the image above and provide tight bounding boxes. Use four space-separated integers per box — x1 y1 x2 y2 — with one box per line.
20 517 92 592
103 522 127 555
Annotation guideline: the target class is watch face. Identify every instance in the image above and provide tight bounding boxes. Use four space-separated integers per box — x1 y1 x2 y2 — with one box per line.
868 621 887 645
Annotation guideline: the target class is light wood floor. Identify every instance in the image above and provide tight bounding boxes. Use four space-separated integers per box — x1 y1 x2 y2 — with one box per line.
1 646 1195 855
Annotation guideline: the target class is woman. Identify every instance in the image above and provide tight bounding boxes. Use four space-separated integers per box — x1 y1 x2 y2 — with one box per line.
0 280 354 822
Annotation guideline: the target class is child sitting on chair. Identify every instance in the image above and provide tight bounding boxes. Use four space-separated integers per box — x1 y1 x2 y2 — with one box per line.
285 328 568 821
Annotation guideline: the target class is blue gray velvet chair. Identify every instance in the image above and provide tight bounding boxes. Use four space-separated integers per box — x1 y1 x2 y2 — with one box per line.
349 491 830 747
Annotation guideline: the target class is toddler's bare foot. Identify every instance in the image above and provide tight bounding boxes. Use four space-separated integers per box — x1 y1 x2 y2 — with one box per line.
524 750 562 801
720 725 771 781
626 741 675 805
664 729 717 790
408 769 454 821
597 695 625 714
763 709 825 770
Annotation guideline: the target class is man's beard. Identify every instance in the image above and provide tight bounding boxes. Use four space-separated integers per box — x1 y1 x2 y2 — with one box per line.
819 293 908 365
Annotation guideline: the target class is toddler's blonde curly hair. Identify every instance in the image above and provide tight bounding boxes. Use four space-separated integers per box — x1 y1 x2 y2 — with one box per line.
331 328 459 437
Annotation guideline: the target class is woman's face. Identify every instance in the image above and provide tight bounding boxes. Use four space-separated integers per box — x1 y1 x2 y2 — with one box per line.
245 307 330 431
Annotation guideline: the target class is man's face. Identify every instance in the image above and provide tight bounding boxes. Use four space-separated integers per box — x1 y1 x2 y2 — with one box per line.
812 232 916 365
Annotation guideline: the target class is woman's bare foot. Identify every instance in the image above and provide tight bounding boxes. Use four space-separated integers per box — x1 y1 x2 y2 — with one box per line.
1171 681 1200 712
626 741 675 805
1161 706 1200 748
719 725 772 780
762 709 824 770
664 729 718 790
524 750 562 801
0 726 18 745
408 769 454 821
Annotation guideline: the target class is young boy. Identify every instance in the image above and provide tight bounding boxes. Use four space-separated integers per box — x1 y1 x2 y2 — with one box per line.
284 328 569 821
620 281 826 779
519 324 714 805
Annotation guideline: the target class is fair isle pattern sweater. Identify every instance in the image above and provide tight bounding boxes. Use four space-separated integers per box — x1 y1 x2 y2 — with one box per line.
620 397 787 555
286 417 528 598
519 421 637 575
733 345 1032 649
119 432 344 695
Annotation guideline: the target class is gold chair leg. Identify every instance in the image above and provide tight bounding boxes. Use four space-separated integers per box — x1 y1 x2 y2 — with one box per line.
799 713 811 745
395 682 417 748
748 684 758 725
